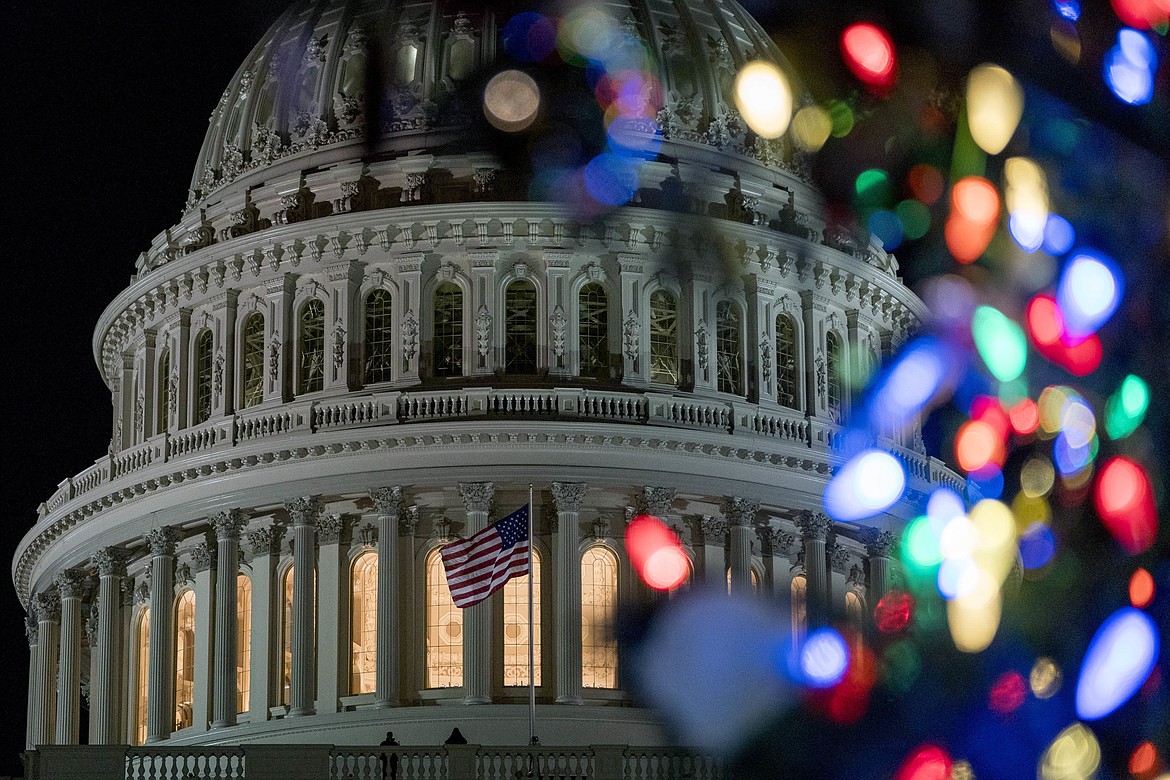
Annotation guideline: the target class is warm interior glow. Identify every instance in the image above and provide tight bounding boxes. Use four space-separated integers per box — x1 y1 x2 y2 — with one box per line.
503 549 542 686
582 546 618 688
426 550 463 688
350 552 377 695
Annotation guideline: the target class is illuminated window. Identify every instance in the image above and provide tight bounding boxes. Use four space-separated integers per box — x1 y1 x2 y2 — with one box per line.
581 546 618 689
157 349 171 434
846 590 865 638
826 331 843 422
237 574 251 713
579 283 609 379
426 549 463 688
350 551 378 695
503 549 541 687
649 290 679 384
716 301 743 394
725 567 761 594
433 283 463 377
174 590 196 731
776 314 798 409
505 279 538 373
281 567 292 706
364 290 393 385
298 299 325 394
193 330 214 424
134 609 150 745
240 313 265 409
791 575 807 644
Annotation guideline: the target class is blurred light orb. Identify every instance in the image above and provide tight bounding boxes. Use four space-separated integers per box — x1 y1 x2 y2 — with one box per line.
1105 39 1155 104
828 100 855 136
583 153 639 206
1057 250 1123 340
937 555 979 600
868 210 903 250
1009 398 1040 435
953 177 1000 223
1104 374 1149 439
483 70 541 132
840 22 897 91
868 336 952 435
1053 431 1094 476
874 590 915 633
1110 0 1168 31
1075 607 1159 720
1053 0 1082 20
909 164 944 205
947 578 1002 652
501 12 558 62
800 628 850 687
625 514 688 590
972 306 1027 382
1019 522 1056 569
823 449 906 521
856 168 893 206
905 516 944 568
895 744 953 780
791 105 832 151
642 546 690 590
1021 457 1056 497
989 670 1028 713
966 64 1024 155
1009 212 1046 252
1129 567 1155 608
1040 723 1101 780
734 61 793 138
968 464 1004 500
955 419 1003 472
1013 493 1051 528
1060 398 1097 449
1118 27 1157 66
1094 456 1157 554
1043 214 1076 255
947 177 1000 263
928 488 967 532
896 199 931 239
1031 657 1063 698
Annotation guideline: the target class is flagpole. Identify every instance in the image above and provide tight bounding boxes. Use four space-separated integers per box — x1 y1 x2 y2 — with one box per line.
528 483 538 748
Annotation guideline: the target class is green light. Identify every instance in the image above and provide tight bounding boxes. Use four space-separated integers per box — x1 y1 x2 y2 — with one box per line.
828 101 854 137
884 640 922 693
855 169 892 207
972 306 1026 383
998 377 1029 408
904 516 943 568
1105 375 1148 440
895 199 931 240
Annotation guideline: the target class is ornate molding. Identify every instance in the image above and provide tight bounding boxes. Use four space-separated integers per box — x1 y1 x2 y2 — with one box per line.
54 569 87 599
370 486 404 517
697 514 727 545
721 497 759 527
622 311 640 361
285 495 323 526
317 513 345 544
93 546 129 577
827 540 851 574
798 511 832 542
356 523 378 547
25 615 38 645
757 526 796 556
211 508 248 540
866 529 897 558
32 591 60 622
190 542 216 573
640 486 675 517
247 525 283 557
145 525 180 557
551 482 587 515
459 482 495 513
400 505 420 536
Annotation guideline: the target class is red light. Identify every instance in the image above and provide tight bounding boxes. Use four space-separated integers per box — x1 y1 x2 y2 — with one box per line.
946 177 999 263
1094 457 1158 554
1111 0 1168 29
1008 398 1039 435
1130 568 1155 608
908 164 943 205
1129 740 1158 776
874 590 914 633
1026 295 1103 376
989 671 1027 714
841 23 897 92
895 745 953 780
625 515 689 590
807 637 876 724
955 419 1004 472
970 396 1010 442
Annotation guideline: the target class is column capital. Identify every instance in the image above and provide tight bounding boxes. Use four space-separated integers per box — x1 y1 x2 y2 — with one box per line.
400 505 420 536
459 482 494 513
640 486 676 517
798 511 832 541
551 482 587 514
54 570 87 600
25 614 38 646
190 542 217 573
32 590 60 622
866 528 897 558
697 514 727 545
370 486 404 517
827 540 851 574
93 546 129 577
721 497 760 527
757 526 795 556
144 525 180 556
317 513 345 545
285 495 323 526
247 524 284 556
211 509 248 540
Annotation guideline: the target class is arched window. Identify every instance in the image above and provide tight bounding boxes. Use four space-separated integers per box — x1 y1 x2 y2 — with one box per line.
826 331 843 421
237 574 251 713
157 348 171 435
503 549 541 687
579 283 609 379
426 549 463 688
240 313 265 409
716 301 743 394
726 567 761 594
193 330 214 424
174 590 196 731
280 567 293 706
364 289 393 385
504 279 538 373
433 283 463 377
791 574 807 645
134 609 150 745
350 551 378 695
776 314 798 409
581 546 618 689
845 590 865 637
649 290 679 384
298 299 326 394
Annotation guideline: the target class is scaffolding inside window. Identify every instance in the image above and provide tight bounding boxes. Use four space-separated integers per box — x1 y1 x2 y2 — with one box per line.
364 290 393 384
716 301 743 394
505 280 538 373
649 290 679 384
298 299 325 394
776 314 798 409
579 283 609 379
241 313 264 408
193 330 213 424
433 283 463 377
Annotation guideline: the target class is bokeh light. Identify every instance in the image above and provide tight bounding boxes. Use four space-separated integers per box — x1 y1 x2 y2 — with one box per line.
734 61 793 138
1075 606 1159 720
1009 398 1040 435
895 744 953 780
840 22 897 92
1104 374 1149 439
1031 657 1063 698
792 105 832 152
989 670 1027 713
502 12 558 62
966 64 1024 155
1110 0 1169 29
800 628 850 687
1056 250 1123 340
1130 742 1159 776
1040 723 1101 780
625 514 689 590
483 70 541 132
1105 31 1157 104
1129 567 1155 608
823 449 907 521
1042 213 1076 255
1019 522 1056 569
875 590 915 633
947 177 1000 263
972 306 1027 382
955 419 1004 472
1093 456 1157 554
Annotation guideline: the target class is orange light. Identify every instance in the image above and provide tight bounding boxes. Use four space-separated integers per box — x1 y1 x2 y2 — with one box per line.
953 177 1000 224
625 514 689 590
909 164 944 205
955 419 1004 472
1129 568 1155 608
1008 398 1040 435
840 23 897 92
1128 740 1157 775
970 396 1011 442
1094 457 1158 554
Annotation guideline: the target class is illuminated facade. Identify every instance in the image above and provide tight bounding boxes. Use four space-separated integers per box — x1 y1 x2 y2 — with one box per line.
14 0 964 769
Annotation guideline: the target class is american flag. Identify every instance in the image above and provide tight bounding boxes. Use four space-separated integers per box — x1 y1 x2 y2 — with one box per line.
441 505 530 608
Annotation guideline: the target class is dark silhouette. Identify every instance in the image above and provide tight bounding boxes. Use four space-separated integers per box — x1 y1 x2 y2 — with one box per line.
444 727 468 744
380 731 399 746
379 731 400 779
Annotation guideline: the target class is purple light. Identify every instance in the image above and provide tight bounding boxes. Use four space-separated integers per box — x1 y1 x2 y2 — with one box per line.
1076 607 1159 720
1042 214 1075 255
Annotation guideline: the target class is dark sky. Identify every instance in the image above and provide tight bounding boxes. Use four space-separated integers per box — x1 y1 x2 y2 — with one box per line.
4 0 1166 775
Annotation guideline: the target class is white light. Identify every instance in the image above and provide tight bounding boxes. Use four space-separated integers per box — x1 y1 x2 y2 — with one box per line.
1057 251 1122 339
799 628 850 687
939 516 978 560
1076 607 1159 720
823 449 907 521
734 61 793 139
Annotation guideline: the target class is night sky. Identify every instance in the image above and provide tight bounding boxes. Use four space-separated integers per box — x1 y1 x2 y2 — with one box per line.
5 0 1166 776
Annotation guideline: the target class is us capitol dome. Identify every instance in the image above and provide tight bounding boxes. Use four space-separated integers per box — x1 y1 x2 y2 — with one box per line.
14 0 965 775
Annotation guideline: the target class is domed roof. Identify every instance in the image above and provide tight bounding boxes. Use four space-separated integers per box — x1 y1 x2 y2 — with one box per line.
185 0 808 211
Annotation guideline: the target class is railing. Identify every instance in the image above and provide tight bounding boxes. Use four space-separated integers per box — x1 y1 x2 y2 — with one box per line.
166 420 222 459
125 746 245 780
748 408 810 445
314 397 385 429
331 747 447 780
486 390 557 415
478 746 594 780
623 748 723 780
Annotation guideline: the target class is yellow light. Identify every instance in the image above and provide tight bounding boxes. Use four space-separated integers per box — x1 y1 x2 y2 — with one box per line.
1039 723 1101 780
734 61 793 139
1030 657 1062 698
1020 457 1056 497
947 576 1002 653
1012 493 1051 528
970 499 1017 583
1005 157 1049 246
966 64 1024 155
792 105 831 152
483 70 541 132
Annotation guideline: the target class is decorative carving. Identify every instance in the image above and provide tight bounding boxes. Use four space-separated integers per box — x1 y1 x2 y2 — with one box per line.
472 167 497 196
433 516 453 541
93 546 128 577
175 561 194 586
697 515 727 545
317 513 345 544
247 525 281 556
640 486 675 517
623 311 640 362
25 614 37 645
268 334 281 385
222 199 272 241
145 526 180 557
866 529 897 558
190 543 216 573
220 142 245 181
211 508 247 540
371 486 405 518
335 93 363 127
357 523 378 547
459 482 495 513
828 540 851 574
475 305 492 359
213 349 225 404
31 590 60 622
848 563 866 589
285 496 323 526
167 372 179 418
400 505 420 536
722 497 759 527
250 123 283 166
304 33 329 65
54 570 86 599
133 393 144 436
760 336 772 382
758 527 796 556
591 517 609 540
332 318 346 371
402 172 427 203
550 305 567 358
815 350 826 404
134 580 150 605
453 11 474 35
402 309 419 361
798 511 832 542
551 482 587 514
695 319 710 373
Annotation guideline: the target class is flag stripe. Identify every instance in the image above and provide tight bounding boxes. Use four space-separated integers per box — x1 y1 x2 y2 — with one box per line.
440 504 530 608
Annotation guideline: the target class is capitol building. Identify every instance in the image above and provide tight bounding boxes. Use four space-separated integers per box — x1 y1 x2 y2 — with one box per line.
14 0 965 777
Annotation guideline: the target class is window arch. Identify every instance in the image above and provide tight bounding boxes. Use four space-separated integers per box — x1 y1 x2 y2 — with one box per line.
649 290 679 384
791 574 807 645
174 590 196 731
193 330 214 425
582 546 618 689
157 348 171 434
726 567 761 594
298 299 326 394
280 566 293 706
579 283 609 379
364 289 394 385
503 548 541 687
433 282 463 377
350 551 378 695
426 549 463 688
845 590 865 636
716 300 743 394
134 608 150 745
826 331 843 421
505 279 538 373
240 313 265 409
237 574 251 713
776 314 799 409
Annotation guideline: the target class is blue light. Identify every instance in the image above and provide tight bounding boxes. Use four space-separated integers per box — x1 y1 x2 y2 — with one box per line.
1019 522 1056 569
799 628 850 687
1056 250 1123 340
1118 29 1156 69
606 117 662 159
1053 431 1092 476
582 153 639 206
1042 214 1075 255
968 464 1004 500
927 488 966 534
1052 0 1081 20
937 556 977 600
502 12 557 62
867 209 904 250
1104 42 1155 106
866 336 960 438
1009 212 1045 253
1075 607 1159 720
823 449 907 521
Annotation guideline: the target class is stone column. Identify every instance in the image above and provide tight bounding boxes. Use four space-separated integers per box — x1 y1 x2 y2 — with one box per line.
757 527 795 600
469 251 497 376
799 512 832 628
324 262 359 392
286 496 321 717
459 482 494 704
696 516 727 589
552 482 586 705
24 615 39 749
867 530 896 609
212 510 247 728
316 513 345 714
723 499 758 595
30 592 60 747
394 255 423 384
190 539 216 733
54 571 86 744
371 487 404 708
618 253 646 384
90 548 127 744
145 526 179 742
247 524 282 724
